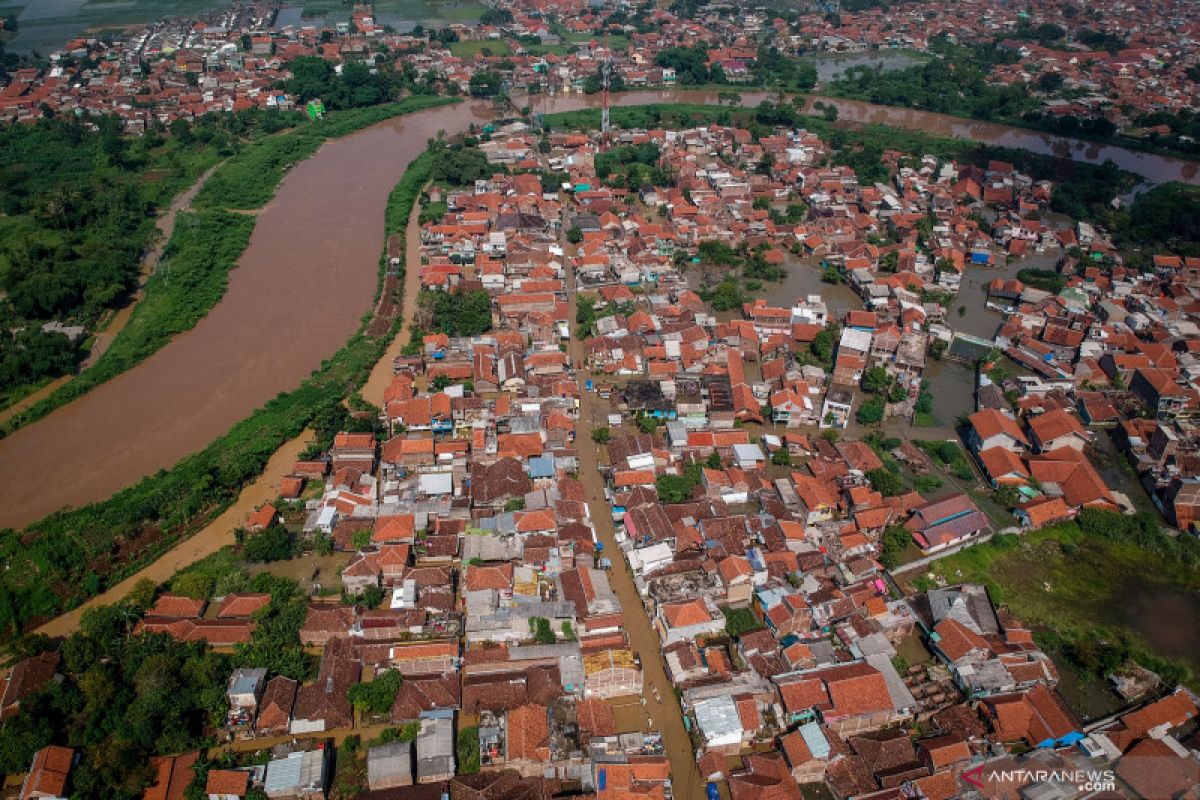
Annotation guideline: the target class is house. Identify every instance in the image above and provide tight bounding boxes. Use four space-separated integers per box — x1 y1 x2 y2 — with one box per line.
967 409 1030 453
979 684 1081 748
144 752 200 800
1027 409 1088 452
415 716 455 783
775 660 912 735
256 676 298 735
262 749 330 799
205 769 250 800
1 652 60 721
367 742 413 790
1130 368 1190 419
658 596 725 645
977 447 1030 487
693 695 745 748
583 649 642 698
1013 496 1074 529
19 746 74 800
905 494 992 554
226 667 268 726
290 639 359 733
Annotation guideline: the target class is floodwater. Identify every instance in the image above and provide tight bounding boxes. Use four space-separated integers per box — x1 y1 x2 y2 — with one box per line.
5 87 1198 529
569 256 705 800
809 50 927 82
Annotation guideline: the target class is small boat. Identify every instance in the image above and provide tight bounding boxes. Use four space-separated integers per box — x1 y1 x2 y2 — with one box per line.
651 685 662 704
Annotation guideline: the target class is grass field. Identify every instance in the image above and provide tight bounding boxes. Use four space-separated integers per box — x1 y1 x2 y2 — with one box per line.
903 523 1200 679
448 38 512 57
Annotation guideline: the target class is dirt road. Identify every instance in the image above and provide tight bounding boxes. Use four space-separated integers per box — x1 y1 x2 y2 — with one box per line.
567 260 705 800
33 430 313 639
360 197 423 407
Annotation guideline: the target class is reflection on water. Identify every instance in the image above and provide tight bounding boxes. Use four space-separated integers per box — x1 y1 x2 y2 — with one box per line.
808 50 927 82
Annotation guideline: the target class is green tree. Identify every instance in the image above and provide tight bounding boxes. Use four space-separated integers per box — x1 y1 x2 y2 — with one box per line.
591 427 611 444
242 524 294 563
348 669 403 715
862 365 891 394
856 397 885 426
866 467 903 497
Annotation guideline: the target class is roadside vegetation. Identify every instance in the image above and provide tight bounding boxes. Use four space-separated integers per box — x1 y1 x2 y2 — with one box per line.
1 97 455 437
0 137 448 642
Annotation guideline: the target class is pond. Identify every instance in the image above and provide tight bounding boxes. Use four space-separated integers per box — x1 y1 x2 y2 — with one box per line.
808 49 928 82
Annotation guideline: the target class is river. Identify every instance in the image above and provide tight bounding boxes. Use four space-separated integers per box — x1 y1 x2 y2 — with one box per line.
3 88 1196 530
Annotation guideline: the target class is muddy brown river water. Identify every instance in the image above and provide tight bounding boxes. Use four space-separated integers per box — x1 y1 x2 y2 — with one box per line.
1 90 1197 529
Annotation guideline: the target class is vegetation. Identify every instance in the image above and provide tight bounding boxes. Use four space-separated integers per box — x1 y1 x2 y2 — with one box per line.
529 616 557 644
915 438 977 481
3 98 456 435
880 525 914 570
723 606 765 637
856 396 885 426
866 467 903 497
348 669 403 715
0 585 228 798
656 463 702 504
418 288 493 336
1016 267 1066 293
591 427 611 444
456 725 481 774
911 520 1200 683
0 143 441 641
0 114 236 404
232 574 312 681
241 524 295 563
278 55 438 110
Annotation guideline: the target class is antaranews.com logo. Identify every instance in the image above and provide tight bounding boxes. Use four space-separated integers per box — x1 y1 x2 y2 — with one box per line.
962 764 1117 794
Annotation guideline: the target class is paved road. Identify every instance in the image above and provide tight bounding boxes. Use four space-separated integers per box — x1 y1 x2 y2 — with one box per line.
566 255 705 800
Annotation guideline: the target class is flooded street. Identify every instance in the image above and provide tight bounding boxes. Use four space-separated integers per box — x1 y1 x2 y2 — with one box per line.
569 251 705 800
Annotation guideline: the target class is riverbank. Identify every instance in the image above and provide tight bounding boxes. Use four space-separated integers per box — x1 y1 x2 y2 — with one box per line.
528 89 1199 186
0 116 453 641
0 98 455 444
32 430 314 639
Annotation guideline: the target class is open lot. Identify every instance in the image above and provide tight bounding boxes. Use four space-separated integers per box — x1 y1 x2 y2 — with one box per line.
901 523 1200 685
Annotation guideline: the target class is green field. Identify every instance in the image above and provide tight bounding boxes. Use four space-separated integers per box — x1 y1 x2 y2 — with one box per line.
448 38 512 57
904 523 1200 683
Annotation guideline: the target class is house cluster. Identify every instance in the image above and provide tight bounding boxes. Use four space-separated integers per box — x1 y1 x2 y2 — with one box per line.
554 125 1067 430
969 255 1200 531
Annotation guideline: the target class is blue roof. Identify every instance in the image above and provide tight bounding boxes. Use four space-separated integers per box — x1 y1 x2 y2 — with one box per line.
799 721 831 759
528 455 555 479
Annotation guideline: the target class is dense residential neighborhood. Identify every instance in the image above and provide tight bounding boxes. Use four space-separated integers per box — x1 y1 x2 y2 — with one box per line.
2 0 1200 798
5 108 1199 798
